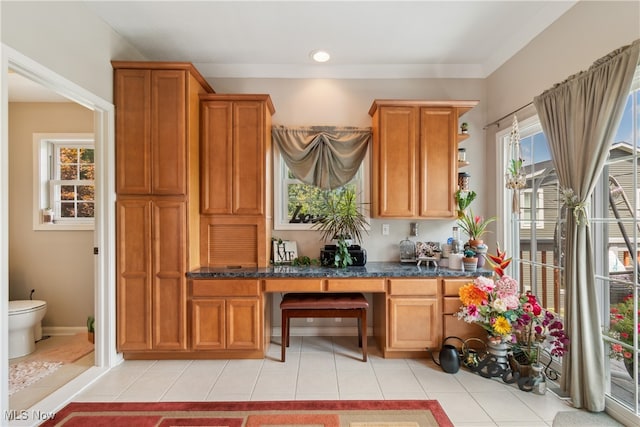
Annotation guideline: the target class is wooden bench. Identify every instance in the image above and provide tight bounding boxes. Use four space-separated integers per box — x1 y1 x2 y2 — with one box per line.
280 292 368 362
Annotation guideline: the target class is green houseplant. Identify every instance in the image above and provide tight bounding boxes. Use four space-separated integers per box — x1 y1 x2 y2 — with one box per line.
313 188 369 268
455 189 476 219
458 209 496 246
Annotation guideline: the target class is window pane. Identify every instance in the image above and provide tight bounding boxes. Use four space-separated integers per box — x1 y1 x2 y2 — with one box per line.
61 185 76 200
79 148 94 163
60 165 77 180
60 202 75 218
58 147 77 164
77 202 94 218
80 165 94 180
78 185 94 200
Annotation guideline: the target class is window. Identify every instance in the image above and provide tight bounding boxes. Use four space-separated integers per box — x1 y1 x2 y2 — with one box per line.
273 146 370 230
501 117 563 310
519 188 544 229
592 69 639 415
33 133 95 230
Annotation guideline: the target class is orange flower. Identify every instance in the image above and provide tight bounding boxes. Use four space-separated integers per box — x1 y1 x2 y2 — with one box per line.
459 283 487 306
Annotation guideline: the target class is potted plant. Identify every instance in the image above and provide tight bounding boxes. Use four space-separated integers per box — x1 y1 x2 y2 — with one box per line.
458 209 496 247
313 188 369 268
461 122 469 134
462 248 478 272
454 189 476 219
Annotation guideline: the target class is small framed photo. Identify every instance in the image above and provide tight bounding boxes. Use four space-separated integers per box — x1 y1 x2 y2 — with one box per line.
273 240 298 264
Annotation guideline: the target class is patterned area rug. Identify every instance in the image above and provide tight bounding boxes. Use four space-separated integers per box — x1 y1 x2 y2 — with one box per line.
41 400 453 427
9 360 62 395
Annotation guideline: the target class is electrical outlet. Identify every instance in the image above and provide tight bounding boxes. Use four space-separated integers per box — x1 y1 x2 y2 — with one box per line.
335 318 342 322
306 318 313 323
382 224 390 235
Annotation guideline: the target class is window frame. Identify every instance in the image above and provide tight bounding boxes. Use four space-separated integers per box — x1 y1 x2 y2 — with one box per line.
33 133 95 231
272 144 371 231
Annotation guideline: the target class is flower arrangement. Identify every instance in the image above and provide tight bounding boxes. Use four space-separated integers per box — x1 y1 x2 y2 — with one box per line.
456 246 569 364
457 209 496 241
607 294 639 363
511 293 569 363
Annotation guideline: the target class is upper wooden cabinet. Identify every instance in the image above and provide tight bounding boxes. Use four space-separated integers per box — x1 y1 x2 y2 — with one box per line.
114 62 214 195
369 100 478 218
200 94 275 215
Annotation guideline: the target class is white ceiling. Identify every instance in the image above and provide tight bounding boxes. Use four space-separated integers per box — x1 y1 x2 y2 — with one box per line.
9 0 578 101
85 0 577 79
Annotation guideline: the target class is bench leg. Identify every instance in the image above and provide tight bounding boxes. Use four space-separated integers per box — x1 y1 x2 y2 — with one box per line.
281 310 288 362
361 308 367 362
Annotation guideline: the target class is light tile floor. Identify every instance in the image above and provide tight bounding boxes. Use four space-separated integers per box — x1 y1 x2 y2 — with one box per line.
73 336 583 426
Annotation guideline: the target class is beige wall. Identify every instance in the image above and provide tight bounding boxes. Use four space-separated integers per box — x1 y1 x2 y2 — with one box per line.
211 77 487 262
484 0 640 219
1 1 146 102
8 102 95 328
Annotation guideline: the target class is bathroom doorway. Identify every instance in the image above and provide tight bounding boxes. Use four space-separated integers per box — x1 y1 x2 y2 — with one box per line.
1 46 117 416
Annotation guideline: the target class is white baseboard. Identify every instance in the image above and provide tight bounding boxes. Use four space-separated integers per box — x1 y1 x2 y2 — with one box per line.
42 326 86 336
272 325 373 337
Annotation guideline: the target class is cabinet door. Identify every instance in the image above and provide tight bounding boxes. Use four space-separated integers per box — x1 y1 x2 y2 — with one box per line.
389 297 439 349
191 299 225 350
151 70 187 195
116 199 152 350
375 106 417 217
201 101 233 214
115 70 151 195
226 298 261 350
419 107 456 217
233 101 265 215
152 200 187 350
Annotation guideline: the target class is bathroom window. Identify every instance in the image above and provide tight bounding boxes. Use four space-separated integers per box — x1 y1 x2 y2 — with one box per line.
33 133 95 230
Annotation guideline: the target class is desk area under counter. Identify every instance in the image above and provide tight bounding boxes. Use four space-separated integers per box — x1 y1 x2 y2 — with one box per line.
185 263 492 360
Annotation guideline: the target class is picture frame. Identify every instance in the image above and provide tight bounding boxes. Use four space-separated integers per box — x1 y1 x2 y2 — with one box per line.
273 240 298 264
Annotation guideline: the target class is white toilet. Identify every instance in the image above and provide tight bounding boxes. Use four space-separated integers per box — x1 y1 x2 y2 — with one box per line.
9 300 47 359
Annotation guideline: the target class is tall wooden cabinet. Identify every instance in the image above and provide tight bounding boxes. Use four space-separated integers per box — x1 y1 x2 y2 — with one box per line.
199 94 275 268
114 61 214 355
369 100 478 218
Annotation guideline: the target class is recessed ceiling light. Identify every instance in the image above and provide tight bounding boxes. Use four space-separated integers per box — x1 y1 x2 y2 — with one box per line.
310 49 330 63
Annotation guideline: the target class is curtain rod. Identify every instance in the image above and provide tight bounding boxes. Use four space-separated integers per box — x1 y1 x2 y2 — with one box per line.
483 101 534 130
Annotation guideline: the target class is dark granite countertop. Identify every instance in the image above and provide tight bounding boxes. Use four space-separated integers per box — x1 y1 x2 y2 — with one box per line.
187 262 493 279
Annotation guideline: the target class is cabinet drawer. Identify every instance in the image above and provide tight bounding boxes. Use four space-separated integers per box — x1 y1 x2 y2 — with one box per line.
443 296 463 314
326 279 386 293
442 278 473 297
389 279 437 296
191 279 260 297
263 279 323 292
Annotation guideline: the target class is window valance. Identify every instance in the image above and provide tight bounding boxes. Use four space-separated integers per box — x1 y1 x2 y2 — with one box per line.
272 125 371 190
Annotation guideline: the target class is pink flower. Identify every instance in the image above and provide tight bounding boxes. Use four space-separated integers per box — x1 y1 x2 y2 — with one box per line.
495 275 518 297
474 276 495 292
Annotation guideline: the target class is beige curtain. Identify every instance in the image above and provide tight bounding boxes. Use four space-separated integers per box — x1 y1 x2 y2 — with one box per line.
533 39 640 411
272 125 371 190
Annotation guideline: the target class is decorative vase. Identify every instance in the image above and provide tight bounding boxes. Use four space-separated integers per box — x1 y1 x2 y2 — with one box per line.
463 257 477 272
486 338 509 371
530 363 547 394
474 245 488 268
